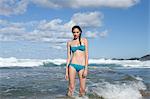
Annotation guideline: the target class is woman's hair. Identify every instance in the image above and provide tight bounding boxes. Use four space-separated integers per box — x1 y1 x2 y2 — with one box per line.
72 25 82 45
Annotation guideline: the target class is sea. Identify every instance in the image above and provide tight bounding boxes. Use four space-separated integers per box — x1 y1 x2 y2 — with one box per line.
0 57 150 99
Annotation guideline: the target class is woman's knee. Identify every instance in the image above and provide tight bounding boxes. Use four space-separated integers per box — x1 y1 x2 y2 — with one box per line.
69 84 75 91
79 87 85 92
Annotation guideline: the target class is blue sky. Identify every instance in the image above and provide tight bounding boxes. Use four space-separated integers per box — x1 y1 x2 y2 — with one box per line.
0 0 149 59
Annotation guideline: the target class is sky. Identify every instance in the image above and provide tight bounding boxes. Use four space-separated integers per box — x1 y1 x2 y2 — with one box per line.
0 0 149 59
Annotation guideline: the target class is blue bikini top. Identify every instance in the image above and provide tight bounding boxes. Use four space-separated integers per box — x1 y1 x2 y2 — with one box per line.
70 44 85 53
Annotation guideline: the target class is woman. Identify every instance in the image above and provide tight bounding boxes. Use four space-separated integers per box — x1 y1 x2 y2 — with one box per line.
65 25 88 97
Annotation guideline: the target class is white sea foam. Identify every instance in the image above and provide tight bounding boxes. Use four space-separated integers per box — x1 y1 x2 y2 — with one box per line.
0 57 150 68
0 57 44 67
89 59 150 68
0 57 66 67
90 81 146 99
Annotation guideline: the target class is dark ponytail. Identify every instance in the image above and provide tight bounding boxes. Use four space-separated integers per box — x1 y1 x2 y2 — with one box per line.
72 25 82 45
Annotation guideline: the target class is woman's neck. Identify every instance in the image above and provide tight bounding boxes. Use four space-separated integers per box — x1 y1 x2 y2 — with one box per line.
73 37 80 40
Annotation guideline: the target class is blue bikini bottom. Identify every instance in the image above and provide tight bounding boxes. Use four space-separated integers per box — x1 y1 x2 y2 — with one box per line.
68 63 85 72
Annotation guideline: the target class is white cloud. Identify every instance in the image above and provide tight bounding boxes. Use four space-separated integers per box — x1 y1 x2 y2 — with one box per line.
0 11 106 49
0 26 25 34
37 19 71 32
37 11 103 32
84 31 98 38
73 0 140 8
31 0 61 8
0 19 8 25
84 30 108 38
71 12 103 27
99 30 108 38
0 0 28 16
32 0 140 8
0 19 72 42
50 45 62 50
0 0 140 16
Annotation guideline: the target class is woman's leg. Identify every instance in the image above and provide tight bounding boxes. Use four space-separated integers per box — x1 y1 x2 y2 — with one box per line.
67 66 76 96
78 69 86 96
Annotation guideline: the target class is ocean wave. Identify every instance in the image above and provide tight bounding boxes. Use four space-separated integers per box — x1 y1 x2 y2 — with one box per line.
88 80 147 99
0 57 150 68
0 57 65 67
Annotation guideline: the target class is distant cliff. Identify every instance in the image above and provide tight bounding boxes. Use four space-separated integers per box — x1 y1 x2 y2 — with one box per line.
112 54 150 61
127 54 150 61
139 54 150 61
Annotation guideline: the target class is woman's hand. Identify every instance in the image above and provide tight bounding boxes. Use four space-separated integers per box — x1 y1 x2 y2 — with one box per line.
82 69 88 78
65 73 69 81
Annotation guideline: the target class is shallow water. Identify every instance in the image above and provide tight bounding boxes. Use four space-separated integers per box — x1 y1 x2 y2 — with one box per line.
0 65 150 99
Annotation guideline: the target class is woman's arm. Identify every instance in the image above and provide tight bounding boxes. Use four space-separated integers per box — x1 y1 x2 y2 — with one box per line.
66 41 71 74
84 38 88 70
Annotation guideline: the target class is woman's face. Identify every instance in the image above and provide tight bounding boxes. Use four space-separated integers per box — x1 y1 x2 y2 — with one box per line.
72 28 80 39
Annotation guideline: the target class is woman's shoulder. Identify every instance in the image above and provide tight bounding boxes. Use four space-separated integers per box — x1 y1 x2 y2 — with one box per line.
67 41 70 44
81 38 88 42
67 40 72 45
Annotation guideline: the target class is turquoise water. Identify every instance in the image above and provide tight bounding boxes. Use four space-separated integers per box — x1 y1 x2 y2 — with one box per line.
0 64 150 99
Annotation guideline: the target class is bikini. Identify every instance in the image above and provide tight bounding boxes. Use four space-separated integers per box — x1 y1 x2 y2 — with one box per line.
68 44 86 72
